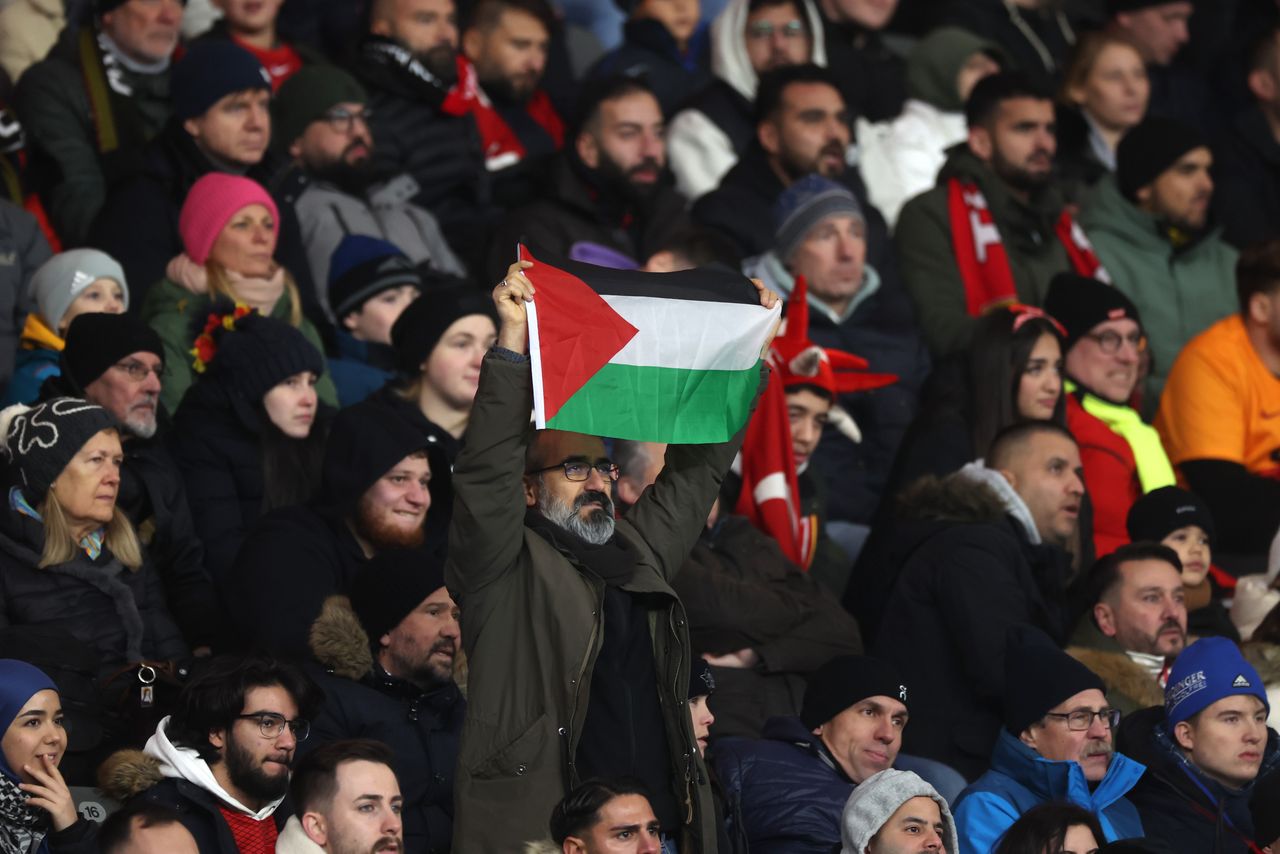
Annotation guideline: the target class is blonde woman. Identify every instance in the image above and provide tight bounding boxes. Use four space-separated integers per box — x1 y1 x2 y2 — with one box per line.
141 173 337 414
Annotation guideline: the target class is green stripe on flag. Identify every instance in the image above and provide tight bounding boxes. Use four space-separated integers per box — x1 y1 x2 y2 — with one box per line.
547 361 763 443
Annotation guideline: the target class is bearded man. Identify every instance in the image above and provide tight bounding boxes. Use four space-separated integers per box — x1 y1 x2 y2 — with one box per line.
442 261 776 849
227 400 450 657
99 656 322 854
302 550 465 852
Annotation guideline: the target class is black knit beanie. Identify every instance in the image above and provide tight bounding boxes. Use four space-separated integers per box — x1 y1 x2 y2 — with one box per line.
1107 0 1182 14
1116 117 1207 203
321 401 430 508
170 41 271 121
1003 624 1106 735
1 398 118 505
61 313 165 391
1126 485 1215 545
1043 272 1142 353
390 281 497 375
209 314 325 403
801 656 908 730
348 548 448 643
689 657 716 699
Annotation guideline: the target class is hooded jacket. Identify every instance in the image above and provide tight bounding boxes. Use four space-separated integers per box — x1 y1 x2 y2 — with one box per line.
5 314 63 407
872 462 1075 779
304 595 464 853
953 729 1146 854
939 0 1074 91
666 0 827 200
1117 704 1280 854
895 144 1073 357
1077 177 1239 413
859 27 1002 227
713 715 854 854
445 353 734 852
98 718 289 854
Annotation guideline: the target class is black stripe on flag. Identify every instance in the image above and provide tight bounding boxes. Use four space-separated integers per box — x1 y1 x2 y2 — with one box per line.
519 244 761 305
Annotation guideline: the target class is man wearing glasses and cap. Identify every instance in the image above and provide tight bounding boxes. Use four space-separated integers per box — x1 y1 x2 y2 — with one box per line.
1044 271 1176 557
953 625 1146 854
99 655 323 854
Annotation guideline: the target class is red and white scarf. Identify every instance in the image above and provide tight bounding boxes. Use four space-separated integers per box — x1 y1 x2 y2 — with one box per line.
947 177 1109 316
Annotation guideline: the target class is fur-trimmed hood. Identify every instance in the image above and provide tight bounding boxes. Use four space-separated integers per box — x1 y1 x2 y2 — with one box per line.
522 842 559 854
1067 646 1164 711
309 594 374 681
895 461 1040 542
97 748 164 801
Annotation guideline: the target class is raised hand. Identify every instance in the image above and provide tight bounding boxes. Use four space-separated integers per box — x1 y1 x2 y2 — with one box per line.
21 754 77 831
494 259 536 354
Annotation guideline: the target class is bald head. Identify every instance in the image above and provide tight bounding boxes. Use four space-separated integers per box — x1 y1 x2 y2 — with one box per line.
369 0 458 65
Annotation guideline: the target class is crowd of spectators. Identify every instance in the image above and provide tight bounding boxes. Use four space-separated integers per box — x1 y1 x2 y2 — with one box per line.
0 0 1279 852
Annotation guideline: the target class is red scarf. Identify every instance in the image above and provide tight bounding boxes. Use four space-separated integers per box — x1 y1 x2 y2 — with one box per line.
440 57 564 170
947 177 1109 316
230 35 303 91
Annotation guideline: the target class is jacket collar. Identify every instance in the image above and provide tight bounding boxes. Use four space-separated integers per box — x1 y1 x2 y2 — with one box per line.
954 460 1041 545
761 715 853 784
145 717 285 819
989 728 1145 811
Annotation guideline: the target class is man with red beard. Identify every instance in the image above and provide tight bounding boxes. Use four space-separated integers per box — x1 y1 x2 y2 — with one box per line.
98 656 323 854
302 551 463 852
485 74 691 280
952 625 1145 854
227 400 449 657
269 64 464 319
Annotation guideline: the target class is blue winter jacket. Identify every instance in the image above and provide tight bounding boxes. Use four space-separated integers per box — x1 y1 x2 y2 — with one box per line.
327 331 396 407
713 716 853 854
953 729 1147 853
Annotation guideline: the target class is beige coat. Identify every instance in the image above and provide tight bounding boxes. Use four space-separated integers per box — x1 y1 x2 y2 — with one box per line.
0 0 63 83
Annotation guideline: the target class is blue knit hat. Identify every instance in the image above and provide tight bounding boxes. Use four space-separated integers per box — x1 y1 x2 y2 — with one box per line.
328 235 422 319
773 175 864 262
1165 637 1269 726
171 41 271 121
0 659 58 781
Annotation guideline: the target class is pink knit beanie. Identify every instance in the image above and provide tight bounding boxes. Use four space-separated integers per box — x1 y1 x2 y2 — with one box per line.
178 173 280 266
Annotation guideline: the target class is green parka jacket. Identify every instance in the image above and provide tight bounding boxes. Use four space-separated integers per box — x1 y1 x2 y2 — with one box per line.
895 145 1073 357
445 351 735 852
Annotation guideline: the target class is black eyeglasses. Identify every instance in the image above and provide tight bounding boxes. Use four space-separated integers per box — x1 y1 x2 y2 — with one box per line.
1085 330 1146 355
113 360 162 382
236 713 310 741
529 461 620 482
320 107 372 134
1042 708 1121 731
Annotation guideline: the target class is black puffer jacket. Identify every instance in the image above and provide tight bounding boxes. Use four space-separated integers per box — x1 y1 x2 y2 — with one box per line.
169 377 330 586
0 507 189 672
713 715 852 854
1117 705 1280 854
304 595 464 854
38 372 224 650
485 153 691 282
348 36 495 265
871 469 1074 780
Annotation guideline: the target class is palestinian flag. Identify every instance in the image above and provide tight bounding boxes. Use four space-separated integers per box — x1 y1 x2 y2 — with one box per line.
521 246 781 443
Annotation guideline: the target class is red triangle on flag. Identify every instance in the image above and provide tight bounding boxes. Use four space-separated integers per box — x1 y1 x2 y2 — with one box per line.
523 247 639 422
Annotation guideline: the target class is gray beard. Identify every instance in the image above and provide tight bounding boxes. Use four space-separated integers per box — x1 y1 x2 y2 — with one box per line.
537 487 616 545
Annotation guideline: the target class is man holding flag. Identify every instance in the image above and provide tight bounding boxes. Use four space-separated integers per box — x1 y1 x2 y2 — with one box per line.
445 255 779 852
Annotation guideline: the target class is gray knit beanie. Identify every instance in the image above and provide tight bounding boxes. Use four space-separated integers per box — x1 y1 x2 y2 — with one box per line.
840 769 958 854
30 250 128 332
773 175 864 263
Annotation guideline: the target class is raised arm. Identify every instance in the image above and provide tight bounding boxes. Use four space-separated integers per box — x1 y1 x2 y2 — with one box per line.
445 262 538 598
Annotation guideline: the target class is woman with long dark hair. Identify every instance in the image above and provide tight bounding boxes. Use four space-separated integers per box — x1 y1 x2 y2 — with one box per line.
888 304 1067 492
994 802 1104 854
169 311 331 585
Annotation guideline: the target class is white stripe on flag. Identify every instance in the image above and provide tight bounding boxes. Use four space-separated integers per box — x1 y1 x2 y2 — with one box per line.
527 298 548 429
602 295 778 371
